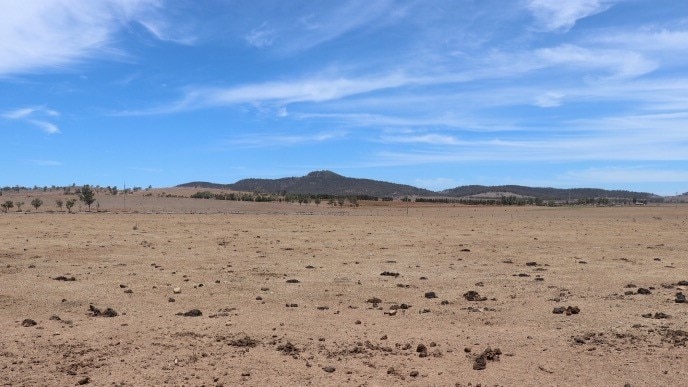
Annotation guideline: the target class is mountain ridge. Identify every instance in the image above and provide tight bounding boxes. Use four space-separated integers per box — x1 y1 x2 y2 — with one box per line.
177 170 662 200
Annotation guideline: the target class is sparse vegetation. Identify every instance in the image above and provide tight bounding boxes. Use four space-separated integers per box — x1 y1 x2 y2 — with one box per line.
66 199 76 213
31 198 43 211
1 200 13 213
79 185 96 211
55 199 64 211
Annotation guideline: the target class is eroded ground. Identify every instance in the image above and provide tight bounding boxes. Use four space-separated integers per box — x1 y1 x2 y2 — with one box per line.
1 202 687 386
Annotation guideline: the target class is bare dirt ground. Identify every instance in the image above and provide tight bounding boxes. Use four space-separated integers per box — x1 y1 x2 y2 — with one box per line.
1 192 687 386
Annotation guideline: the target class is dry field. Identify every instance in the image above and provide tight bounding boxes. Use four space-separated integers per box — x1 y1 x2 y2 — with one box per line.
1 193 687 386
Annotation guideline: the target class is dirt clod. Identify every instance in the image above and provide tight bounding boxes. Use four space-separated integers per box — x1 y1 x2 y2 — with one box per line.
88 305 118 317
21 319 37 327
177 309 202 317
463 291 487 301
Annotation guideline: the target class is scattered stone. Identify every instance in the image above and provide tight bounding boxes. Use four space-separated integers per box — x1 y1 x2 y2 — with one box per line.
424 291 438 299
286 279 300 283
168 297 175 302
355 320 362 325
322 366 336 373
124 289 133 294
367 297 382 304
525 262 538 266
410 370 419 377
286 303 298 308
177 309 202 317
625 284 637 288
676 280 688 286
553 306 580 315
229 336 259 348
642 312 670 319
89 305 118 317
305 265 315 269
380 271 399 277
417 343 428 357
173 287 181 294
276 342 299 355
21 319 37 327
53 276 76 281
261 287 269 291
463 291 487 301
460 248 471 252
675 292 686 303
119 284 127 288
473 347 501 370
637 288 652 295
77 377 90 385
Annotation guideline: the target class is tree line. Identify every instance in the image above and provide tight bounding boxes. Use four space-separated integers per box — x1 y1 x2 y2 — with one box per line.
1 185 96 213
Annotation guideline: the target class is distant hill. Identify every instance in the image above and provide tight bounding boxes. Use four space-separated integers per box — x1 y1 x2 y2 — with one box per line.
440 185 659 201
177 171 662 200
178 170 435 197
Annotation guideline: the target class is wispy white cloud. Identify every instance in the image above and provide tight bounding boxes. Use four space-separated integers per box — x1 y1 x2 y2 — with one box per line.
245 23 276 48
225 131 346 148
379 133 463 146
122 73 417 115
534 91 565 107
271 0 404 53
535 44 657 79
526 0 613 32
593 29 688 52
28 120 60 134
28 159 62 166
0 0 189 76
2 106 61 134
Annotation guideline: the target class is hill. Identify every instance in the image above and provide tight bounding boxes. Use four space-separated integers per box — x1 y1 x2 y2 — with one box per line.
177 171 662 201
178 170 435 197
440 185 659 201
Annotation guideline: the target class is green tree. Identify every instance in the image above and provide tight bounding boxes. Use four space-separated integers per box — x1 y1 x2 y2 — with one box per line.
1 200 13 213
55 199 64 211
314 198 321 207
79 185 96 211
66 199 76 213
31 198 43 211
15 201 24 211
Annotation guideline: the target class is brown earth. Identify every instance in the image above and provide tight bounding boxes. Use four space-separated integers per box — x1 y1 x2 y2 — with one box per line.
1 191 687 386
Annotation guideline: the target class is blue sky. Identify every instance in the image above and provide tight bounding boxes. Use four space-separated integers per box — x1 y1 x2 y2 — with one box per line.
1 0 687 195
